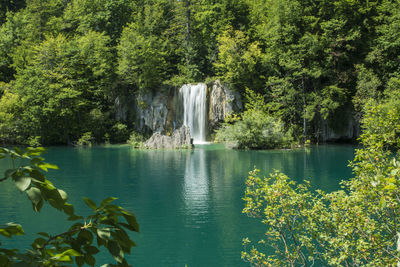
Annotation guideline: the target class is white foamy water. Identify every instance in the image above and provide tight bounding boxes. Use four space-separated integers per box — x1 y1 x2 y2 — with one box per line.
179 83 207 143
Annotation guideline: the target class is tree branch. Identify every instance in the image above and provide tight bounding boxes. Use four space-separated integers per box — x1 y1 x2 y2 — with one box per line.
39 223 91 250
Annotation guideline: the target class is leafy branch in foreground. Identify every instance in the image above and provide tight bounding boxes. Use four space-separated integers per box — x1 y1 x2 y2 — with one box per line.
0 147 139 266
242 97 400 266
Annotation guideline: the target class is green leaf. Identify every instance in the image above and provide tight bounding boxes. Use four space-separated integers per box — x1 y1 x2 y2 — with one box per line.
37 232 50 237
63 203 75 216
57 189 68 201
107 241 124 263
30 157 44 165
4 169 16 179
37 162 59 172
76 256 85 267
13 147 23 156
118 222 137 232
122 211 139 232
31 237 47 249
384 184 396 190
100 197 118 207
112 229 135 252
83 197 97 210
33 199 44 212
14 177 31 192
84 245 99 255
26 147 46 156
55 254 72 262
0 223 24 238
78 230 93 243
84 253 96 266
26 187 42 205
29 169 45 182
97 228 111 240
52 249 82 261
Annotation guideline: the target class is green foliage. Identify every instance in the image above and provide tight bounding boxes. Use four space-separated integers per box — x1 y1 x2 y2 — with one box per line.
110 123 129 144
76 132 94 147
242 170 315 266
0 89 24 144
25 136 42 147
214 27 262 92
0 147 138 266
353 65 381 112
216 89 293 149
242 89 400 266
0 1 25 25
117 21 168 91
1 30 113 144
0 1 117 145
0 0 400 145
127 131 144 148
83 108 112 143
63 0 134 42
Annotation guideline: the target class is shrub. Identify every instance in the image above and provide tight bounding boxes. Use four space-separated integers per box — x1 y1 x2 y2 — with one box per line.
215 89 293 149
76 132 94 147
110 123 129 143
25 136 42 147
127 131 144 148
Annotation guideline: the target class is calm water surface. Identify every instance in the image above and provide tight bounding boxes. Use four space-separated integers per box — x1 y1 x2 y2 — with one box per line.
0 144 355 266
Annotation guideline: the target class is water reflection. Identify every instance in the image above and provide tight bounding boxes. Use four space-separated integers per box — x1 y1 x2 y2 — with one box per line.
183 149 209 218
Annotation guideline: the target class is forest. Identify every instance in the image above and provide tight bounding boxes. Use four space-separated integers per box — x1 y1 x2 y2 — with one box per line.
0 0 399 146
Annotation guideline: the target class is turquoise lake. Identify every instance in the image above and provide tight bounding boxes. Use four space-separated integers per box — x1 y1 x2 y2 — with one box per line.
0 144 356 266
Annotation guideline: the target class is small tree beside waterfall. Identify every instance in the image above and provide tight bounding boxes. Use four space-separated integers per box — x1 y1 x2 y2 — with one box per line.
215 89 293 149
242 94 400 266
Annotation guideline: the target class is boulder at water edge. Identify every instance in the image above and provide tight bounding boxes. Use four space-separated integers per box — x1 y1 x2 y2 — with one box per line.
143 125 193 149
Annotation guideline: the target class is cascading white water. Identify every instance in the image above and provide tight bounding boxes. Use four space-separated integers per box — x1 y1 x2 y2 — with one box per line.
179 83 207 144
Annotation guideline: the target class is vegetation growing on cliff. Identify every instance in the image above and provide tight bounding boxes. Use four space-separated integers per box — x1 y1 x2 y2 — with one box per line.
0 0 399 144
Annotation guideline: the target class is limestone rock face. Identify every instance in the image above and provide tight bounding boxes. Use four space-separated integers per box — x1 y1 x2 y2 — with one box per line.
134 88 181 135
143 125 193 149
135 90 169 133
208 80 242 131
114 97 128 121
320 116 360 142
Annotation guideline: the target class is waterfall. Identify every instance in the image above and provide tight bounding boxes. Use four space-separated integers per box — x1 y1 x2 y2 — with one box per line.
179 83 207 144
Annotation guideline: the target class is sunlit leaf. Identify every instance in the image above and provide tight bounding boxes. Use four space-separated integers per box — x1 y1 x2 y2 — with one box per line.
97 228 111 240
100 197 118 207
26 187 42 205
14 177 31 192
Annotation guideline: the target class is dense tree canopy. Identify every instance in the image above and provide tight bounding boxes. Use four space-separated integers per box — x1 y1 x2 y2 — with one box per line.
0 0 399 145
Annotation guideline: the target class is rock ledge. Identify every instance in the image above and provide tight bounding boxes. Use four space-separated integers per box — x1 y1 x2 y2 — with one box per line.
143 126 193 149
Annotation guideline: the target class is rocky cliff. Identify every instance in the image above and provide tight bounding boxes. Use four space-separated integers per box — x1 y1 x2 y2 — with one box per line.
133 80 241 140
208 80 242 131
